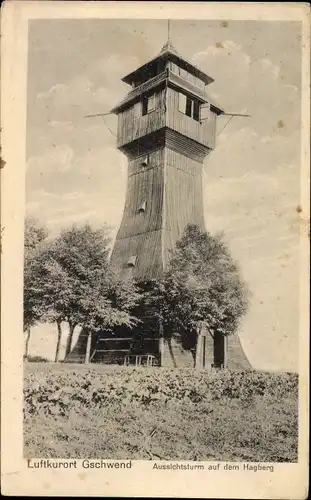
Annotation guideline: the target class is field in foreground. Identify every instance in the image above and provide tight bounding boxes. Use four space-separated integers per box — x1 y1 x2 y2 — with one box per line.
24 363 298 462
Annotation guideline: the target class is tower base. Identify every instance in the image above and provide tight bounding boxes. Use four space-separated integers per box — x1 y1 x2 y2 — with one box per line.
65 327 251 371
160 334 251 370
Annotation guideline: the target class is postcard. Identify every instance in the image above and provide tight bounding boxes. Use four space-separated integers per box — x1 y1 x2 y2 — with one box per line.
1 1 310 497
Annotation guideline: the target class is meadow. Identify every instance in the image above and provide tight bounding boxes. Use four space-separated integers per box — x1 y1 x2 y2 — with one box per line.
24 362 298 462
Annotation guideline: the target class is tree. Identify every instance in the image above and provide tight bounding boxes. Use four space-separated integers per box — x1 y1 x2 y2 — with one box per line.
146 224 249 364
28 253 74 362
23 216 48 357
28 223 141 362
24 216 48 256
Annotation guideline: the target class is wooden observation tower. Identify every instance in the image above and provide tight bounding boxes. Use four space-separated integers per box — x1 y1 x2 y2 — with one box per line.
109 39 223 278
69 37 251 369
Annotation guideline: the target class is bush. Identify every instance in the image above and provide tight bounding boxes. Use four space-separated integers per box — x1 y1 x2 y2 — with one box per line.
24 366 298 418
23 365 298 461
25 355 49 363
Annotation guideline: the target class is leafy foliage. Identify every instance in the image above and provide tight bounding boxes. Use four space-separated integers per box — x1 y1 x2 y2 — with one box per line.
24 216 48 258
24 217 48 332
24 364 298 462
26 355 49 363
40 224 140 330
24 365 298 414
24 223 141 360
145 224 250 351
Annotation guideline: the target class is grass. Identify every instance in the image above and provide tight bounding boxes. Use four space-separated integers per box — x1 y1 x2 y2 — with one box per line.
24 362 298 462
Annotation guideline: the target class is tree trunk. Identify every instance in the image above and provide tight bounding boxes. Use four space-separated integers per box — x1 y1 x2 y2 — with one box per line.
159 338 164 367
194 326 202 370
191 348 196 367
159 319 164 367
25 327 31 358
85 330 92 364
64 322 75 359
167 337 177 368
223 335 228 369
54 321 62 362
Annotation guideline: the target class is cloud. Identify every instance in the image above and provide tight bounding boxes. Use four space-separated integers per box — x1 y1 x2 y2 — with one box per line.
258 58 280 80
34 76 109 123
26 145 127 234
193 40 300 138
31 52 139 129
205 126 300 180
27 145 74 180
48 120 75 131
194 40 248 63
73 146 127 177
36 79 112 128
62 191 83 201
204 151 300 250
202 135 300 361
89 53 141 84
26 144 127 198
37 76 94 105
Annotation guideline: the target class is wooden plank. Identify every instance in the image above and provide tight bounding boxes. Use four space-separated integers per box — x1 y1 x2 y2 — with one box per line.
97 337 160 341
115 161 164 239
117 81 217 150
165 128 209 162
166 87 215 149
168 70 208 102
111 70 167 114
110 228 164 280
97 337 131 342
163 145 205 269
117 88 166 148
95 349 130 353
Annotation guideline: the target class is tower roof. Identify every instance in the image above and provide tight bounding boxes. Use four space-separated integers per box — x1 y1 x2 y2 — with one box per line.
159 39 179 55
122 41 214 86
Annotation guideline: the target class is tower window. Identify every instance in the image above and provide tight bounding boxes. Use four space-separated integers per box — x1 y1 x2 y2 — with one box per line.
200 104 210 121
185 97 192 117
147 93 156 113
142 96 148 116
178 92 201 122
141 93 156 116
178 93 187 113
193 100 200 122
140 155 149 167
127 255 137 267
138 201 147 213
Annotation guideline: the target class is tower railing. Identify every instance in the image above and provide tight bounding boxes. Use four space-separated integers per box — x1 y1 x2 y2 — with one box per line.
112 70 168 114
114 69 212 116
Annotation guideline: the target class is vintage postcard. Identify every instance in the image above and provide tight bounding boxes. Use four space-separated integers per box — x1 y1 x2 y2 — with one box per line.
1 1 310 497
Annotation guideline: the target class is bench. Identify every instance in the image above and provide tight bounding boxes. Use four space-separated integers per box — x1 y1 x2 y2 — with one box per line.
124 354 156 366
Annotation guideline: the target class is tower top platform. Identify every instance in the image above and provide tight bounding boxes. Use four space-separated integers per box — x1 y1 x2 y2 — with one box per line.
122 40 215 87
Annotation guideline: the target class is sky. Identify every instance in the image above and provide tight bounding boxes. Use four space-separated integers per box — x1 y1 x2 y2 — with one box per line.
25 19 302 371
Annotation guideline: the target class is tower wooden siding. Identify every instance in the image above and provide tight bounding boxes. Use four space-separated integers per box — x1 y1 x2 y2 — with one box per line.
110 144 206 279
117 90 166 150
111 147 165 279
227 334 252 370
166 87 216 149
117 148 165 240
111 226 164 280
111 71 217 280
163 148 205 267
117 87 216 152
168 60 206 90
